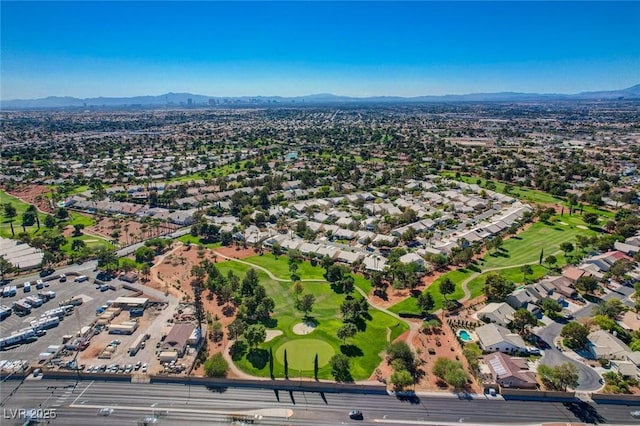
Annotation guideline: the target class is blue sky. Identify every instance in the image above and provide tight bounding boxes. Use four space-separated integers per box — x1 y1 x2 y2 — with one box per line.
2 1 639 99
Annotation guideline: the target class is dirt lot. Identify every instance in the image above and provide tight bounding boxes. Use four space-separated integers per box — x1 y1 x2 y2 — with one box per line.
145 244 242 376
369 316 480 393
4 184 53 213
87 216 180 246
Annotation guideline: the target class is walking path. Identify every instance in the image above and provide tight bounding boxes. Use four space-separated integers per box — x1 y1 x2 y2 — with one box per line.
455 250 563 305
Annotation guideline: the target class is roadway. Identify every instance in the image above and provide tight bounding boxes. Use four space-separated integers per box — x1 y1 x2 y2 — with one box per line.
1 380 639 425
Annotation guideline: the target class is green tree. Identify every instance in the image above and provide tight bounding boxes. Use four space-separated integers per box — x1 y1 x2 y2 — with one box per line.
329 354 353 382
511 309 538 334
560 322 589 350
432 357 469 388
243 324 266 348
193 285 206 334
592 299 626 319
583 212 599 226
386 341 416 373
298 293 316 318
554 362 579 391
483 273 515 303
204 353 229 377
520 264 533 281
545 255 557 268
269 347 274 379
337 322 358 343
576 275 599 295
44 215 56 229
2 203 17 219
0 256 14 281
293 281 304 302
96 248 118 272
439 278 455 302
390 369 414 391
541 297 562 317
416 291 435 316
135 246 156 263
560 242 574 255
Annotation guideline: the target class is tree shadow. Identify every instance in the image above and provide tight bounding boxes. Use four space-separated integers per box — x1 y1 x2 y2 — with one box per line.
352 316 367 332
230 341 248 361
259 317 278 328
205 386 228 393
374 289 389 300
222 305 235 317
340 344 364 357
330 282 344 294
395 391 420 404
563 401 606 424
247 348 269 369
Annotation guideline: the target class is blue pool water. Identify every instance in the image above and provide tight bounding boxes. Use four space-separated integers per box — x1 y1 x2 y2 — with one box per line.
458 329 473 342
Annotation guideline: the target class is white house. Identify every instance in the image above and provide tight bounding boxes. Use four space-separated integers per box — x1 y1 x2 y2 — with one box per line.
475 323 529 354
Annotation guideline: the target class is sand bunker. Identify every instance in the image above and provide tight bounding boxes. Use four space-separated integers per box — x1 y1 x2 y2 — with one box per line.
558 222 568 226
265 330 283 342
577 225 589 230
293 321 317 335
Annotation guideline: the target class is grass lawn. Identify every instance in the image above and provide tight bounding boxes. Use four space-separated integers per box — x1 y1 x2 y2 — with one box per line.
1 190 50 238
389 268 472 315
1 190 106 246
177 234 222 249
480 215 597 270
467 264 549 299
275 339 335 371
242 253 327 280
215 259 408 380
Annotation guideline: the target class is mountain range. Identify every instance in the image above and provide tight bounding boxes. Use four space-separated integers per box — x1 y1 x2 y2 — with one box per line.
2 84 639 109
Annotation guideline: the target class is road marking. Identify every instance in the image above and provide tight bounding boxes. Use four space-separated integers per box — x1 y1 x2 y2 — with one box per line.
68 403 293 418
71 380 94 405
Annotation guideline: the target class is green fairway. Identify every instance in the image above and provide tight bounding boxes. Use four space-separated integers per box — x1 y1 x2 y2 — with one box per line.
215 258 408 380
390 212 599 315
242 254 327 280
275 339 334 370
479 215 597 270
389 268 472 315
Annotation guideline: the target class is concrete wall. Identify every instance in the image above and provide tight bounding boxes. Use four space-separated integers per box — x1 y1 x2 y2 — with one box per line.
591 393 640 406
500 388 576 402
150 375 388 395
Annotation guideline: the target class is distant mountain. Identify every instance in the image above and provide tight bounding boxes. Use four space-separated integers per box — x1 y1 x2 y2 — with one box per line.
2 85 639 109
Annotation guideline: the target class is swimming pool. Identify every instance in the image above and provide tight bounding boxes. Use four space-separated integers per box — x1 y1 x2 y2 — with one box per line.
458 329 473 343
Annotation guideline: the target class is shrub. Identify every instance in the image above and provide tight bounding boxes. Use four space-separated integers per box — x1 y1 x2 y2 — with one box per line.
204 353 229 378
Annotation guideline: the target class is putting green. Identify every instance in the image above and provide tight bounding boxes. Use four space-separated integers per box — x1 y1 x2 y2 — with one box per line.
275 339 335 371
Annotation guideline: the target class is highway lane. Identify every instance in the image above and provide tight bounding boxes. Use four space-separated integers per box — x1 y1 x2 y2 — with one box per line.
2 380 639 425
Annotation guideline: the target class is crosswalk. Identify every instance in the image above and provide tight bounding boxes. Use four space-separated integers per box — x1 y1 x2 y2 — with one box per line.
50 387 75 408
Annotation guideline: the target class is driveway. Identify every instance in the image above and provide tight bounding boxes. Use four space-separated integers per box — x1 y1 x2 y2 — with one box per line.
537 303 603 392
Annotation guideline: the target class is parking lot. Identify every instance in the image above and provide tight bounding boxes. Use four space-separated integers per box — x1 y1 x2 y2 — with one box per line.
0 275 135 362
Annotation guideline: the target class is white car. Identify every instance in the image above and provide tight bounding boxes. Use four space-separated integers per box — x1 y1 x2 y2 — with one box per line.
97 407 114 416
